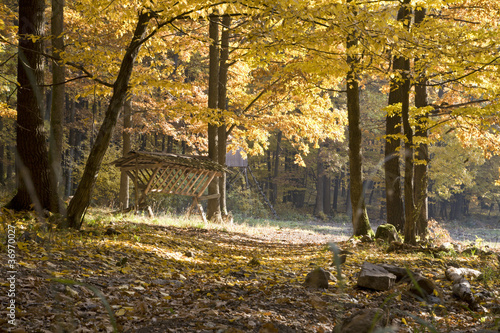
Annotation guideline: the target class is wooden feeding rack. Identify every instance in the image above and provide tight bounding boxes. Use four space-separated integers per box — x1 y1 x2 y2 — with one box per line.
112 151 226 222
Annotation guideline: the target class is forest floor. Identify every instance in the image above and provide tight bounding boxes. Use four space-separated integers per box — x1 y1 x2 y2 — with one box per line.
0 209 499 333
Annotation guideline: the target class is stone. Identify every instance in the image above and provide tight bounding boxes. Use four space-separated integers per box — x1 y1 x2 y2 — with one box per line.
304 267 329 289
335 308 391 333
379 264 413 283
409 275 437 299
375 224 401 243
357 262 396 291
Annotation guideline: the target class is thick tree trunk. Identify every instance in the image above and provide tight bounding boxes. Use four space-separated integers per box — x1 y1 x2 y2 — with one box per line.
395 0 416 245
66 11 153 228
49 0 65 214
414 7 429 237
346 3 373 236
384 71 405 231
207 14 221 222
218 15 230 218
119 97 132 210
384 3 412 233
6 0 57 213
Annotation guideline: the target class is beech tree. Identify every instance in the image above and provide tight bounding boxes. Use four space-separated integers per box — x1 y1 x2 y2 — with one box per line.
49 0 65 213
6 0 59 213
346 0 373 237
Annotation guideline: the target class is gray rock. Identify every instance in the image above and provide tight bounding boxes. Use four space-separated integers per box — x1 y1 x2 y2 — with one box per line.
357 262 396 291
379 264 413 282
409 274 436 299
304 267 329 289
375 224 401 243
335 308 391 333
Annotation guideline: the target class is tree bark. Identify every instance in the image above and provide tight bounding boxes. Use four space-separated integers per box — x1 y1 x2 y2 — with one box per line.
218 14 231 218
119 96 132 210
323 175 331 216
271 131 282 205
207 14 221 222
397 0 416 245
346 1 373 236
414 7 429 237
332 175 339 212
6 0 57 213
384 69 405 231
64 97 75 197
66 11 153 228
314 152 324 216
49 0 65 214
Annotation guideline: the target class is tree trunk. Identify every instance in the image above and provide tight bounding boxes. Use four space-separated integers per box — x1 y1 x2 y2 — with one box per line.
207 14 221 222
266 149 272 195
332 175 339 212
414 7 429 237
66 11 153 228
323 175 331 216
218 14 230 218
396 0 416 245
346 2 373 236
64 97 75 197
119 97 132 210
48 0 65 214
6 0 57 213
314 152 324 216
272 131 282 204
384 66 405 231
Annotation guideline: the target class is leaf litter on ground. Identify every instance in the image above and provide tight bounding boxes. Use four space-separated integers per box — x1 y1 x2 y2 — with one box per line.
0 209 499 332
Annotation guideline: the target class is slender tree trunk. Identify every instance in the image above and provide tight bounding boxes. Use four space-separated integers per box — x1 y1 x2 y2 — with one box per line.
314 151 324 216
346 1 372 236
207 14 221 222
332 175 339 212
64 97 75 197
6 0 57 213
66 11 153 228
119 97 132 210
218 15 231 218
414 7 429 237
266 149 272 195
272 131 282 204
49 0 65 214
323 175 331 216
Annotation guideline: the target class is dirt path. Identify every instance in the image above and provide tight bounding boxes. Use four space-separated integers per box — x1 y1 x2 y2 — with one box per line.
240 218 500 249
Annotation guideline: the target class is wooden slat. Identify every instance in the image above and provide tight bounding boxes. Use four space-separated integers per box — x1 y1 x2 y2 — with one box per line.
119 162 164 171
162 168 184 193
157 167 177 192
195 172 217 197
182 171 206 196
143 167 161 195
169 168 187 194
191 173 209 196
